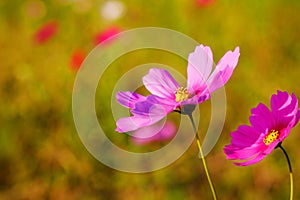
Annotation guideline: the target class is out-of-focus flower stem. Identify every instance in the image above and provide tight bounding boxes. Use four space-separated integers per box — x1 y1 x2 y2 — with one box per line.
278 144 293 200
188 113 217 200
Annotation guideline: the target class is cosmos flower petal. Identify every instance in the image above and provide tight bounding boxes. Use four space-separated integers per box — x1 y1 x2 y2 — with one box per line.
116 91 147 109
271 91 299 128
131 96 174 116
264 140 280 155
278 123 295 141
115 96 174 133
187 45 213 94
116 116 146 132
131 121 176 145
146 95 178 107
207 47 240 92
230 125 261 147
143 68 180 99
224 145 262 160
116 114 165 133
233 153 267 166
181 92 210 106
249 103 275 132
270 90 292 111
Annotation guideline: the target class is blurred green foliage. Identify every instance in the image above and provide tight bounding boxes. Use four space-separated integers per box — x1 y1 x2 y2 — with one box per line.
1 0 300 199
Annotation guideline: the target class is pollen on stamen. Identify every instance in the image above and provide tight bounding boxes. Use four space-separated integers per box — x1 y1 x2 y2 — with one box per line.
263 129 279 145
174 87 190 102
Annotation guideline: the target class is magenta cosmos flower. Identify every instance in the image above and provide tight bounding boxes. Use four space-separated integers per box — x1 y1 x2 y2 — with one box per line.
116 45 240 132
224 91 300 166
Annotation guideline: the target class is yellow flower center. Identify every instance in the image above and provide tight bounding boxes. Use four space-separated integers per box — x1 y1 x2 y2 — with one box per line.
174 87 190 102
263 129 279 145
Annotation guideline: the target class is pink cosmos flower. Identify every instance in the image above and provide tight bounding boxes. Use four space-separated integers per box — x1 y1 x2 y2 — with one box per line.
224 91 300 166
131 121 176 145
116 45 240 132
94 26 121 45
33 21 58 44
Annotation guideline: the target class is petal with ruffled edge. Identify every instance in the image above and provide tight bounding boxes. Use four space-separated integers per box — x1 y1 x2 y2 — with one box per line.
187 45 213 94
249 103 275 133
116 91 147 109
143 68 179 100
207 47 240 93
271 91 299 129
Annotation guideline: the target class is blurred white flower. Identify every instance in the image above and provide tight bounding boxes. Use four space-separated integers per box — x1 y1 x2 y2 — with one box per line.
100 0 126 21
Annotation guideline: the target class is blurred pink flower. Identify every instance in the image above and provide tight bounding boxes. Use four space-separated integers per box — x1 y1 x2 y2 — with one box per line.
131 121 176 145
224 91 300 166
70 49 86 71
94 26 121 45
195 0 215 7
116 45 240 132
33 21 58 44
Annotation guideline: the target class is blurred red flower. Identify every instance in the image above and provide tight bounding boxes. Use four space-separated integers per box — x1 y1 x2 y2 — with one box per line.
33 21 59 44
195 0 215 7
94 26 121 45
70 26 121 72
70 49 86 71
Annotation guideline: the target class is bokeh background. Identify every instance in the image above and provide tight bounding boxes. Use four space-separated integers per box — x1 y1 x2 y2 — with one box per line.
1 0 300 199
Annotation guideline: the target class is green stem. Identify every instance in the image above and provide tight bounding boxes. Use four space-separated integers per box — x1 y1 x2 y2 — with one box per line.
188 113 217 200
278 144 293 200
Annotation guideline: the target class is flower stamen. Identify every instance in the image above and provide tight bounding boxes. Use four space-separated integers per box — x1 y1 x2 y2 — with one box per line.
174 87 190 102
263 129 279 145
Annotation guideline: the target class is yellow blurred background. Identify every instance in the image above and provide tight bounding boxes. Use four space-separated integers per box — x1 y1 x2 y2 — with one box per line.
1 0 300 199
